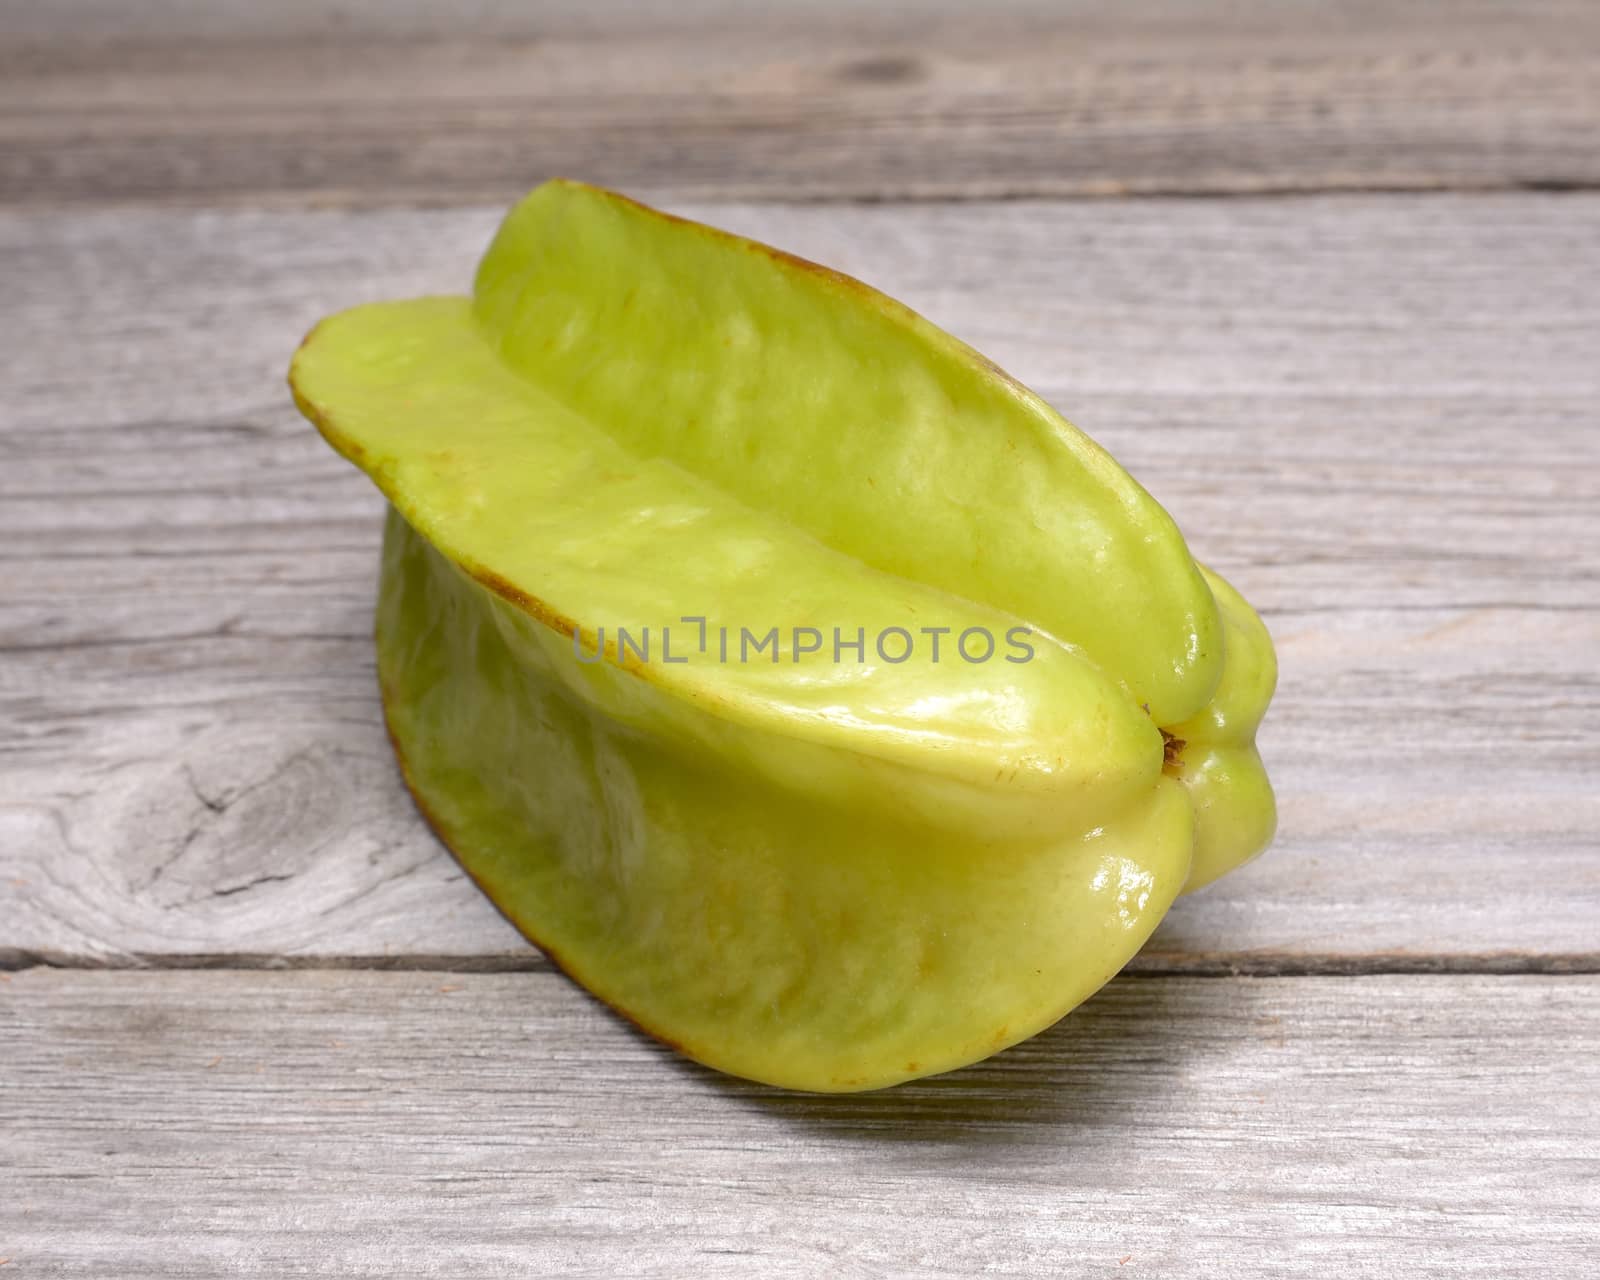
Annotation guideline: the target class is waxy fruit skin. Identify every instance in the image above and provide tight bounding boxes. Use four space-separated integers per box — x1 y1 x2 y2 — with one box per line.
289 180 1277 1091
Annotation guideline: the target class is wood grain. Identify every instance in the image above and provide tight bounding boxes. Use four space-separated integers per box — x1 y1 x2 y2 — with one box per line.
4 0 1599 207
3 968 1597 1277
2 194 1597 970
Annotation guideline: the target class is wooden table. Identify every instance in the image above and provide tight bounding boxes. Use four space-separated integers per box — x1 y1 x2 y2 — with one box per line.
4 3 1598 1274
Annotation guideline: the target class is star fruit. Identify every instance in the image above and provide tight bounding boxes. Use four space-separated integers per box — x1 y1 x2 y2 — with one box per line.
289 180 1276 1091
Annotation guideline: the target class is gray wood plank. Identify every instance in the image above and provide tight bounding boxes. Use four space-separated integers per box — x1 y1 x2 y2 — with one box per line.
2 195 1598 968
3 969 1597 1277
4 0 1598 206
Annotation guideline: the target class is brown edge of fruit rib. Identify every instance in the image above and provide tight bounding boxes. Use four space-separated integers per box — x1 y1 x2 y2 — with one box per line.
569 177 1043 392
374 670 692 1062
555 178 1056 421
289 356 653 682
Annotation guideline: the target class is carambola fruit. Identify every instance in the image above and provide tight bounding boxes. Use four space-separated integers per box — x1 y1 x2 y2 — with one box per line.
289 180 1277 1091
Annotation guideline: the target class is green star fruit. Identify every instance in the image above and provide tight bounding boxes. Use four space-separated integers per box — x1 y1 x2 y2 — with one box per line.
290 180 1277 1091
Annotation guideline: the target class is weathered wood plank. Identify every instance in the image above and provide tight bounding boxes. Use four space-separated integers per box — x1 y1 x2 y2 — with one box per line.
3 969 1597 1276
4 0 1599 206
2 195 1598 968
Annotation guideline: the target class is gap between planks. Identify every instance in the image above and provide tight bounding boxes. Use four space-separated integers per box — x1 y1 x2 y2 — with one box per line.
12 179 1600 218
5 953 1600 976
